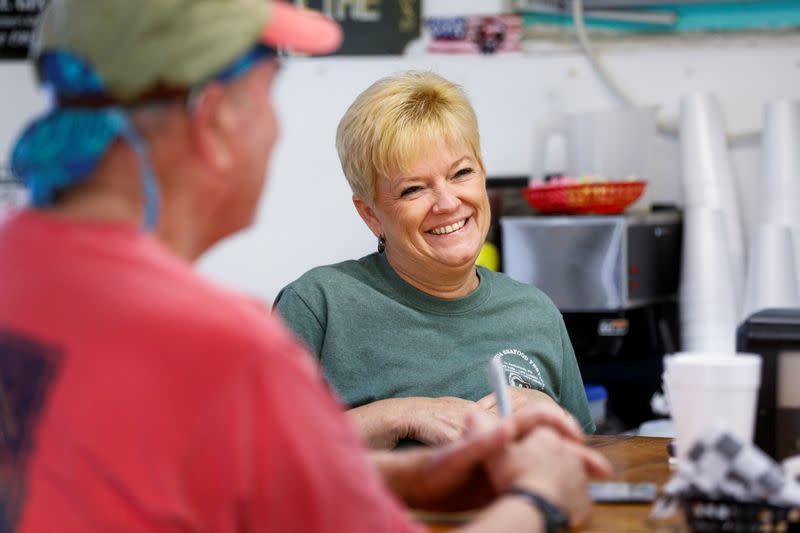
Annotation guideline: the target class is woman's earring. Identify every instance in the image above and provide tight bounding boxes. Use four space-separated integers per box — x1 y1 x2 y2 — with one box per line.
377 235 386 253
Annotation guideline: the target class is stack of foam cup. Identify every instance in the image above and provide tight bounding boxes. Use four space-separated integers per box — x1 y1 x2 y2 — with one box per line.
679 93 745 351
742 223 799 318
679 208 738 351
742 99 800 318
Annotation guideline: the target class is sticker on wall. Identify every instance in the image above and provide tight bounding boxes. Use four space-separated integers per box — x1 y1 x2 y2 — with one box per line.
426 14 521 54
0 1 46 61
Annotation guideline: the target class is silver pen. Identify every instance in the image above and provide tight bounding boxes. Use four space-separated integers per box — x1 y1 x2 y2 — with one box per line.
487 357 512 417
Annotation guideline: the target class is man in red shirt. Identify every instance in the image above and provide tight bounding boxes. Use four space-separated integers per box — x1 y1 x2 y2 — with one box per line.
0 1 610 532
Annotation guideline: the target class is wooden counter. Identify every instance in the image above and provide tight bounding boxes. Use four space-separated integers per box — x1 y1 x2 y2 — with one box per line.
422 435 685 532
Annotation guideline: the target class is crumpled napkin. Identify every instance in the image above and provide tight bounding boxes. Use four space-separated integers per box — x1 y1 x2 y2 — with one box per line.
651 427 800 519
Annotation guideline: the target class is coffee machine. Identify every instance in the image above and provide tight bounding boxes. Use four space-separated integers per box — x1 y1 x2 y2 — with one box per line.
500 210 682 430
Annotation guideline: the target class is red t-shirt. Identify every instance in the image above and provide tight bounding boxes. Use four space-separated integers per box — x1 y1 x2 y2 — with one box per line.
0 210 423 533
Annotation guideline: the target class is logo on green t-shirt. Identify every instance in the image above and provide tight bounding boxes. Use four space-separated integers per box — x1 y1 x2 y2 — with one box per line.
493 349 546 392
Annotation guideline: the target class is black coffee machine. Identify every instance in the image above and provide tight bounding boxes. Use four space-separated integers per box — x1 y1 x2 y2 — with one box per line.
501 210 682 430
738 308 800 461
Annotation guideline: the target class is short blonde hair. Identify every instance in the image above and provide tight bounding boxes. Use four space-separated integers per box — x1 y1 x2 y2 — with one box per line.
336 71 484 203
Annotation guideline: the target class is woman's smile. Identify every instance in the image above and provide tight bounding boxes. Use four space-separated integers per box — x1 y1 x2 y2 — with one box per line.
427 217 469 236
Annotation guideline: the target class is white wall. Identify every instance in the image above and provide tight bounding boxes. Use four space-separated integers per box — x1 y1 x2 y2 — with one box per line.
2 34 799 303
1 63 47 164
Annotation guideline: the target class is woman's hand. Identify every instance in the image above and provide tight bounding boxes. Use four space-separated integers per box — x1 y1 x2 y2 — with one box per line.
348 396 482 449
351 391 577 449
477 386 559 416
402 396 485 445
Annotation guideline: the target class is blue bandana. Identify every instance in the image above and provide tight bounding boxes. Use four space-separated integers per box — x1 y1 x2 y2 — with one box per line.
11 44 276 230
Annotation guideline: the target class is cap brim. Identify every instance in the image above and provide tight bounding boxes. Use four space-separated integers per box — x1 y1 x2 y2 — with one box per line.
261 2 343 55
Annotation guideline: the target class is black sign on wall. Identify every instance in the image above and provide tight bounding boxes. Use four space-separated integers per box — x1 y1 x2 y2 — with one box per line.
0 0 46 60
1 1 419 59
297 0 420 55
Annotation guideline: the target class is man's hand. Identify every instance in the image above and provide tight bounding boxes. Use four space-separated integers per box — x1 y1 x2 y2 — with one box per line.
371 416 514 511
497 426 610 527
373 402 610 518
470 408 612 528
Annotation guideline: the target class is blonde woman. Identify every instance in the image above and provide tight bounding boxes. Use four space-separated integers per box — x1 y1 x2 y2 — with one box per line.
275 71 593 449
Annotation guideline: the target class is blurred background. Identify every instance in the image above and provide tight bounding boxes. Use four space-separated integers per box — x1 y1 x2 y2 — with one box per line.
2 0 799 434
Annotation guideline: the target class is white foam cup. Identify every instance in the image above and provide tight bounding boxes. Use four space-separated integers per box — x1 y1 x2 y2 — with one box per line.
664 352 762 459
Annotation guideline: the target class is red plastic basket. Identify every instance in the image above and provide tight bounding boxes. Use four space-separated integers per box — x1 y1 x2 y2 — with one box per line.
523 180 647 215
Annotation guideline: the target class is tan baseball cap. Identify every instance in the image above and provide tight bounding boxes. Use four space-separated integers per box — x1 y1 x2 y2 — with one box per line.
34 0 342 101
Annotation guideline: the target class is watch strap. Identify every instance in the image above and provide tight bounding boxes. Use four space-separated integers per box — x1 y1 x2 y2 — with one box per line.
508 486 569 533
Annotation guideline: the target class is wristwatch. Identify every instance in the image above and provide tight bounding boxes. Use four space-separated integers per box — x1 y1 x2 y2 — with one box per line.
508 486 569 533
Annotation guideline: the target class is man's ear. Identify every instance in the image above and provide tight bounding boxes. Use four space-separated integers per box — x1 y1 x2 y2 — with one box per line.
189 83 238 173
352 195 383 238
